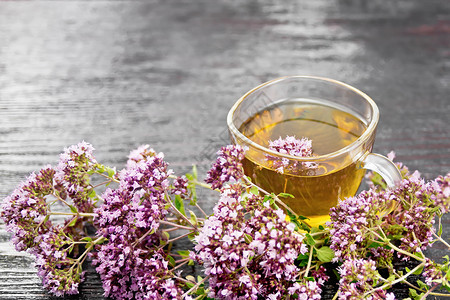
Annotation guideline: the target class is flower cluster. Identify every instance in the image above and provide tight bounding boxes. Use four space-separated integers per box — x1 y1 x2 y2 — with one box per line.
171 175 189 199
54 141 98 212
33 228 84 297
266 135 317 173
192 186 321 299
330 154 450 298
328 189 387 261
1 166 55 251
337 258 395 300
383 172 438 256
0 142 102 296
205 145 247 190
431 173 450 213
2 167 83 296
93 145 181 299
422 258 445 287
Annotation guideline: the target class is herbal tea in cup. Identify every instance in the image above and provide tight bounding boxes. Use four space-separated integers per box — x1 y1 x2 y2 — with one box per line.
227 76 402 227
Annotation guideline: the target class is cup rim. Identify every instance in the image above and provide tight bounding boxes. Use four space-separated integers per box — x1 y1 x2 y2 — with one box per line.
226 75 380 162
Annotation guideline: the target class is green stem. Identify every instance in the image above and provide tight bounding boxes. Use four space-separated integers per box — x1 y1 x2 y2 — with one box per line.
171 258 190 272
70 236 105 272
331 291 339 300
191 179 213 190
394 270 450 298
420 285 438 300
181 275 209 298
433 231 450 249
49 211 97 218
309 230 329 237
162 227 182 233
195 202 208 218
242 176 302 221
304 245 314 278
96 171 120 183
91 180 114 189
164 191 197 230
166 231 194 244
160 220 195 231
363 262 426 298
368 228 425 262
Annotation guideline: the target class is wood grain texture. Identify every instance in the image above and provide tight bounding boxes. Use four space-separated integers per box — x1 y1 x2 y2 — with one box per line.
0 0 449 298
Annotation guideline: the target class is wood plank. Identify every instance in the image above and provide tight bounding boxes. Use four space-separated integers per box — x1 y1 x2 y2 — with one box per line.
0 0 448 298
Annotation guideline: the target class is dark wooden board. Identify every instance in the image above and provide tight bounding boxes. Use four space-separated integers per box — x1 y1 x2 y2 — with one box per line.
0 0 449 298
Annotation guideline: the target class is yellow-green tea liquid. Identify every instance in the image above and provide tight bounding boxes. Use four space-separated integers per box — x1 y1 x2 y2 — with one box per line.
239 99 368 227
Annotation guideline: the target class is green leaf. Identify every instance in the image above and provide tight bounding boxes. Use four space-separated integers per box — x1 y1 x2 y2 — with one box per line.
298 260 308 267
278 192 294 198
67 244 75 254
300 222 311 232
316 246 334 263
443 282 450 292
249 186 259 195
69 205 78 214
409 288 420 300
88 188 96 199
185 281 195 289
167 255 176 267
367 241 383 248
106 167 116 178
263 195 272 202
386 274 396 283
96 165 106 173
244 233 253 243
305 234 316 246
177 250 191 259
67 217 78 227
406 266 424 276
192 165 198 180
81 237 93 242
296 214 309 220
416 280 427 290
195 287 206 296
189 210 198 226
297 253 309 260
174 195 186 216
310 227 321 234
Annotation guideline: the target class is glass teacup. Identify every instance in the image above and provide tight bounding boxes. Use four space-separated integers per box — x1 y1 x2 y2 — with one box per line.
227 76 401 227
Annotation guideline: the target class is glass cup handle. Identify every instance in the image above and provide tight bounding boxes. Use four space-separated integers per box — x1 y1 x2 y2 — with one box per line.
360 153 402 187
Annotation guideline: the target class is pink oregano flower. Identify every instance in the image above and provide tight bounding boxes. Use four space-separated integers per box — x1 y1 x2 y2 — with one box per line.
266 135 317 173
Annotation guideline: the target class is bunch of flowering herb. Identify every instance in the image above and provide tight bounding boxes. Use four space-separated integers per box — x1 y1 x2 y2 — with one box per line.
329 152 450 299
93 145 187 299
0 142 112 296
189 144 332 300
2 141 450 300
191 185 329 299
0 143 204 298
